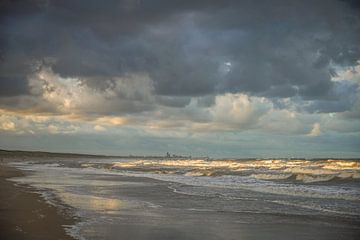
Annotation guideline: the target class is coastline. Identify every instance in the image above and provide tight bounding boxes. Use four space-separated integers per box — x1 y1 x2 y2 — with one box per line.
0 162 76 240
2 157 360 240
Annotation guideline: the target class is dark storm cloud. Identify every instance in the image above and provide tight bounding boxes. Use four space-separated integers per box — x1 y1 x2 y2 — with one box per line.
301 80 359 113
156 96 191 108
1 0 360 113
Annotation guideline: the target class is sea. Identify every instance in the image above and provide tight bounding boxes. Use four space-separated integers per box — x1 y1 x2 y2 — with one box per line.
8 158 360 240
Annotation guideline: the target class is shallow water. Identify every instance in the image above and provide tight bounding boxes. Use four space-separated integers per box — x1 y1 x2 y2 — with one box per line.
9 158 360 240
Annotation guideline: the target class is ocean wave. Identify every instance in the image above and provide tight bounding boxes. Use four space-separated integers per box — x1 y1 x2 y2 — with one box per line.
111 170 360 201
184 170 224 177
10 161 360 219
338 172 360 179
184 171 213 177
250 173 293 180
110 159 360 185
269 200 360 217
31 159 357 200
294 174 337 183
111 159 360 174
242 172 360 183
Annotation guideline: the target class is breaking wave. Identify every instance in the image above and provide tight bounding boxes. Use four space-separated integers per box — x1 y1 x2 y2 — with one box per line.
92 158 360 201
109 159 360 183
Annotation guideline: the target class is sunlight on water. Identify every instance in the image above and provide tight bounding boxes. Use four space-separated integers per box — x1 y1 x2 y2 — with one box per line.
111 159 360 183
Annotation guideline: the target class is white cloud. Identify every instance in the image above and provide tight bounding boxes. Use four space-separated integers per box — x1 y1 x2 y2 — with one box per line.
28 67 155 115
332 61 360 83
307 123 321 137
1 121 16 131
94 125 107 131
48 124 59 134
210 93 271 129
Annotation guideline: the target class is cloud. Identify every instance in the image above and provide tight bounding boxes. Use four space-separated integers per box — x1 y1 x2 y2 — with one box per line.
94 125 106 132
95 116 128 126
1 1 360 104
3 67 156 116
210 94 269 129
0 0 360 157
1 120 16 131
307 123 321 137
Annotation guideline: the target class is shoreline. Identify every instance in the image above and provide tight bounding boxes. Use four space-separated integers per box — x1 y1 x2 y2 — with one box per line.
2 159 360 240
0 163 77 240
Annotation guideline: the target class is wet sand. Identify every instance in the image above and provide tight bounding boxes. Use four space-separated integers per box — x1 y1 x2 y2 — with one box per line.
72 174 360 240
0 163 76 240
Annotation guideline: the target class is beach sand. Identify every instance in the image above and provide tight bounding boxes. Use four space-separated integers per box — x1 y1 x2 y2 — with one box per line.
0 163 76 240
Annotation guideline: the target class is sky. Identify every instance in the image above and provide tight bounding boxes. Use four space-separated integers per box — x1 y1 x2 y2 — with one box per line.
0 0 360 158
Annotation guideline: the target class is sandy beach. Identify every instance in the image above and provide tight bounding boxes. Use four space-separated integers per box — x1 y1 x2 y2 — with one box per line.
0 163 76 240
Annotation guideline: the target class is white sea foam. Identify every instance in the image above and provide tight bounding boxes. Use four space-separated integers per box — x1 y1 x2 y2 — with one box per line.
250 173 293 180
295 174 336 183
268 200 359 217
11 160 360 201
111 159 360 183
112 170 360 201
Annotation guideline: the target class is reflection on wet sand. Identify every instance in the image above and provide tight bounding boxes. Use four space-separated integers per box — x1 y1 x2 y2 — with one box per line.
59 192 123 212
